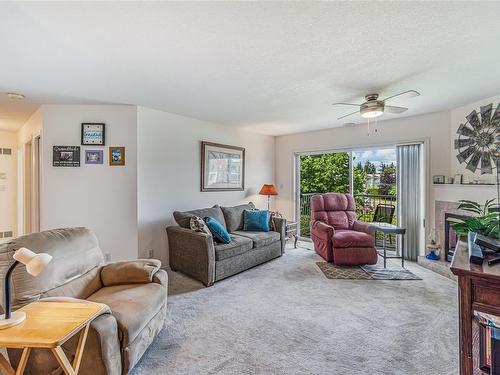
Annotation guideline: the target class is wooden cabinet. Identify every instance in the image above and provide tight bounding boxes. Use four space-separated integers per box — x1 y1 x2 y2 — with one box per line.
451 241 500 375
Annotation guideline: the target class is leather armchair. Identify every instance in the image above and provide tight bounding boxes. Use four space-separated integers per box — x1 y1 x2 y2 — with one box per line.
0 227 167 375
310 193 377 265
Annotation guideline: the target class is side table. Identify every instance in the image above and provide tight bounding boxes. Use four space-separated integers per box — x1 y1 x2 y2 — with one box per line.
370 222 406 268
285 221 298 248
0 301 107 375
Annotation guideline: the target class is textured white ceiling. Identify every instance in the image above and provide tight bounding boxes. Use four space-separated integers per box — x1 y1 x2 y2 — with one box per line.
0 2 499 134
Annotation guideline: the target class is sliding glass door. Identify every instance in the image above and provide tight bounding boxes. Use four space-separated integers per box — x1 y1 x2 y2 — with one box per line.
296 146 398 242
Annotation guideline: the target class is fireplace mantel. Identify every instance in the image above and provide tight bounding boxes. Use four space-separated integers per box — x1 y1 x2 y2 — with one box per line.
432 184 497 203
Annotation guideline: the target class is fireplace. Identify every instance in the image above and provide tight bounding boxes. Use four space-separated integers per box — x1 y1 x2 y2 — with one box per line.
444 212 470 262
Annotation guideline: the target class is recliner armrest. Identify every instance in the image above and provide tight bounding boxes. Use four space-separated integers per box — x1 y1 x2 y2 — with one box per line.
352 221 375 236
101 259 162 287
311 220 335 241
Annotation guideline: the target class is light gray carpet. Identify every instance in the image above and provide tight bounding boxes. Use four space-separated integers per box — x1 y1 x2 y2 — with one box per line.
130 244 458 375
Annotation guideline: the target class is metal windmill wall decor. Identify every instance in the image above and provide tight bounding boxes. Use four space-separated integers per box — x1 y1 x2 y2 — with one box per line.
455 103 500 174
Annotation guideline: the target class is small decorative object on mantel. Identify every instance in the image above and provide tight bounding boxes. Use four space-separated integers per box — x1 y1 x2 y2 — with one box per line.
85 150 103 165
109 146 125 166
432 175 445 184
201 141 245 192
81 123 105 145
53 146 80 167
454 102 499 174
454 173 463 184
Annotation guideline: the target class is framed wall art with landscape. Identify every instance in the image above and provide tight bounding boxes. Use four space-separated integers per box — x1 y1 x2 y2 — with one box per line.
201 141 245 191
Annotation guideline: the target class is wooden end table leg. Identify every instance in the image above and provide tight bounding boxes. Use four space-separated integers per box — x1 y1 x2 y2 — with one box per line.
0 353 15 375
72 324 90 373
0 347 31 375
51 323 90 375
16 348 31 375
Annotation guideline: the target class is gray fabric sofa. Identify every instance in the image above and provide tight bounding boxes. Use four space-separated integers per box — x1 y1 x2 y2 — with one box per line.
167 203 286 286
0 227 168 375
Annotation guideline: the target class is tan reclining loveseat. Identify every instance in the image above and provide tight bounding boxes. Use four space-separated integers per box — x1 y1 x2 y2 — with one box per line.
0 227 168 375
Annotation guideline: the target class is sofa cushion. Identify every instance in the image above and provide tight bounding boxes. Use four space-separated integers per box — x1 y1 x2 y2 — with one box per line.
243 210 270 232
87 283 166 347
173 205 226 229
332 229 375 248
231 230 280 248
221 202 255 232
214 235 253 261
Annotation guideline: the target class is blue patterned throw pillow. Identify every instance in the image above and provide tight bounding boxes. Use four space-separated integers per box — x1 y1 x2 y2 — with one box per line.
204 217 231 244
243 210 270 232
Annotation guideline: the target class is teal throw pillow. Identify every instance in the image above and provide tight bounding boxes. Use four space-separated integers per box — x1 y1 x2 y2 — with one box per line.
204 217 231 244
243 210 270 232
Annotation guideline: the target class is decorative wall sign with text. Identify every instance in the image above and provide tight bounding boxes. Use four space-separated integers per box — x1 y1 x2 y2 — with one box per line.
455 103 499 174
53 146 80 167
81 123 105 145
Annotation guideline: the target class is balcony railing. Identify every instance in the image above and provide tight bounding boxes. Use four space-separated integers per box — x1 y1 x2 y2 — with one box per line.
299 193 397 248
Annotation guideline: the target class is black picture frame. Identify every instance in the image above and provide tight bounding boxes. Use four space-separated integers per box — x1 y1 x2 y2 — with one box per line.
81 123 105 145
53 146 80 167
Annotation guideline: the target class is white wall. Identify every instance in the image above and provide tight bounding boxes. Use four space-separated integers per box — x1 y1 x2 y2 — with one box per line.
275 111 452 233
41 105 138 261
450 94 500 184
0 131 18 242
137 107 275 265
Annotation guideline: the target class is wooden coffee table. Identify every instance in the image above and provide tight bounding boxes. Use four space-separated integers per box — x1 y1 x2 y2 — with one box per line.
0 301 107 375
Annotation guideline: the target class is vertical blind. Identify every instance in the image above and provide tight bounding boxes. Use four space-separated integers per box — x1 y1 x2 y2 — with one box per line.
396 143 422 261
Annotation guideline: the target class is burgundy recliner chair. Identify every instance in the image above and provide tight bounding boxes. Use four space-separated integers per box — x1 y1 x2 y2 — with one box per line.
310 193 378 265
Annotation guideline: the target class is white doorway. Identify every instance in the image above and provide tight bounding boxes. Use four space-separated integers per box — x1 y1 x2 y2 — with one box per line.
22 136 41 235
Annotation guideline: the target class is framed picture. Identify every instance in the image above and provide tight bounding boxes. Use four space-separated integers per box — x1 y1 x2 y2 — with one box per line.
109 146 125 166
81 123 105 145
53 146 80 167
201 141 245 191
85 150 103 164
454 174 463 184
432 175 445 184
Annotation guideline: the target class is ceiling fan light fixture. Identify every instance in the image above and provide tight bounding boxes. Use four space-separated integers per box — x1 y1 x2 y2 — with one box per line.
360 100 384 118
361 109 383 118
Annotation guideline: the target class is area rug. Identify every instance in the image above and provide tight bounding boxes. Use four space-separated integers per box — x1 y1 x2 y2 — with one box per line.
316 262 422 280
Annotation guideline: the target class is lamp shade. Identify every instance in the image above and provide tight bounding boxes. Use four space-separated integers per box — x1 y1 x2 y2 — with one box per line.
13 247 52 277
259 184 278 196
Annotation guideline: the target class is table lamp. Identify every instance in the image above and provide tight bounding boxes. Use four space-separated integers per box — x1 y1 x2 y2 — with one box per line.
0 247 52 329
259 184 278 211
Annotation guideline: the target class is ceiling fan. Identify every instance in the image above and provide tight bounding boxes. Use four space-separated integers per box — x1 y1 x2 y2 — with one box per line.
332 90 420 120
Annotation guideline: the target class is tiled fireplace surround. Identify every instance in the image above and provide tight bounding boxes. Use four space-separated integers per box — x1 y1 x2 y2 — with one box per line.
434 200 468 262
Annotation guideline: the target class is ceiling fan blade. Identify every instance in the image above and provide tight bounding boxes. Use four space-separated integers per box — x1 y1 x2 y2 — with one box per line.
385 105 408 114
337 110 360 120
381 90 420 102
332 102 361 107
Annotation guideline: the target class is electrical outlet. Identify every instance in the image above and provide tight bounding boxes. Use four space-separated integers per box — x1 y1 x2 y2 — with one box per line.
104 253 111 262
148 249 154 258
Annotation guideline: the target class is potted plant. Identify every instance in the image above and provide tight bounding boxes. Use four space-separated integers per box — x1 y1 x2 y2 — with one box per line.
451 199 500 240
